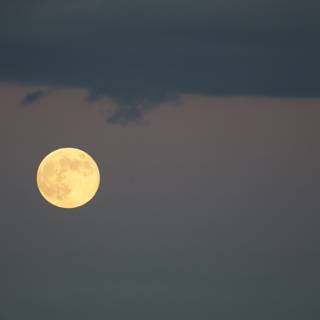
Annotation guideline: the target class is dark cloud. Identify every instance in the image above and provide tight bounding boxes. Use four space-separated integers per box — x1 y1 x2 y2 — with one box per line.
88 84 178 124
20 89 47 106
1 0 320 123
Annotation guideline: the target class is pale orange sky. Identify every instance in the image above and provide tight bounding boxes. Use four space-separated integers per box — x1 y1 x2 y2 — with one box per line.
2 82 320 195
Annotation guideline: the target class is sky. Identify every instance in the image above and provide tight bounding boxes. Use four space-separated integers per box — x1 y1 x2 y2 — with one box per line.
1 0 320 319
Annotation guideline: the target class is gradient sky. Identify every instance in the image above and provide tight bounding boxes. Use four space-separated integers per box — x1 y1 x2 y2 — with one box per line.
1 0 320 319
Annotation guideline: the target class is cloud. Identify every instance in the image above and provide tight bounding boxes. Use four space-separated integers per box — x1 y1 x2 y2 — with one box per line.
20 90 47 106
1 0 320 123
88 84 178 124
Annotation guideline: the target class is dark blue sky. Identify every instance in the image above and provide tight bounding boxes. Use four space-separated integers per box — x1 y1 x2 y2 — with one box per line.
1 0 320 123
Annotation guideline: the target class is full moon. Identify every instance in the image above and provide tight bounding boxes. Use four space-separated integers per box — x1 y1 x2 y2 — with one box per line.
36 148 100 209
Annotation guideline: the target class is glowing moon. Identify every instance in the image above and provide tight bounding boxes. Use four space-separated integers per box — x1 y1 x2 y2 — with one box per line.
36 148 100 209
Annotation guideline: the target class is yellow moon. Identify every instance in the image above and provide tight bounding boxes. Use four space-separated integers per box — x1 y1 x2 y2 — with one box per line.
36 148 100 209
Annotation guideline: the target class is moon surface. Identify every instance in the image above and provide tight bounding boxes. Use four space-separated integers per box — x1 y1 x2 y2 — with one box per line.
37 148 100 209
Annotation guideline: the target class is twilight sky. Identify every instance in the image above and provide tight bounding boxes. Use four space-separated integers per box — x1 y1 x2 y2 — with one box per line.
1 0 320 319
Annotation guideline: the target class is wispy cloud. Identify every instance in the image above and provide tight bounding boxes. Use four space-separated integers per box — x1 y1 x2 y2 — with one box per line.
20 90 47 106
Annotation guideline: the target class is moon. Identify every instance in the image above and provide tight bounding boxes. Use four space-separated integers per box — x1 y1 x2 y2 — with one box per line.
36 148 100 209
